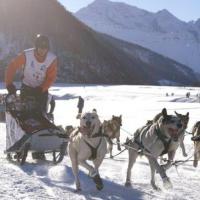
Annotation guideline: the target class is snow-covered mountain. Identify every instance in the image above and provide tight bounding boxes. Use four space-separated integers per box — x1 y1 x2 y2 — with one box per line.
75 0 200 73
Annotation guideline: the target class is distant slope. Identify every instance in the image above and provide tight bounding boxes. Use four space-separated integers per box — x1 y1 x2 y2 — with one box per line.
99 33 197 85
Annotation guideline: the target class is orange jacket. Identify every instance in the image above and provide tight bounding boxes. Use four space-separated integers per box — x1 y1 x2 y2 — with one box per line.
5 50 57 92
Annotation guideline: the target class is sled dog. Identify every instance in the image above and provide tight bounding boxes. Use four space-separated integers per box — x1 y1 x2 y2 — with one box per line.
125 108 183 190
102 115 122 158
174 111 189 157
191 121 200 167
68 111 107 191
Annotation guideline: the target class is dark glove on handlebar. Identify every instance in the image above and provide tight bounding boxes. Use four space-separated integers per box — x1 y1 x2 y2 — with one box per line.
6 84 16 95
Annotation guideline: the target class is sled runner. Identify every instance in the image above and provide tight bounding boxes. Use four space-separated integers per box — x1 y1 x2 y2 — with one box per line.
4 94 68 165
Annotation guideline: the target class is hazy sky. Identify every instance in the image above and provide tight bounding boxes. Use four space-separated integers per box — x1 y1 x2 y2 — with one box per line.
59 0 200 22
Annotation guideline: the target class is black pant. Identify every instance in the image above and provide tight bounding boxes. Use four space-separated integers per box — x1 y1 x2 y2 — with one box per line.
20 84 48 114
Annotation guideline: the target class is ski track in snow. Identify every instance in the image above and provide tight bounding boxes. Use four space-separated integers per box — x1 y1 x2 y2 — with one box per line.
1 84 200 200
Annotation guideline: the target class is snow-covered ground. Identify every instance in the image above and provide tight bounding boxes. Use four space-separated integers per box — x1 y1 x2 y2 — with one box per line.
1 84 200 200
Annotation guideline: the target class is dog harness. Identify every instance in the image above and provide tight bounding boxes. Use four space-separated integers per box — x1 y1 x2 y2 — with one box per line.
155 128 171 156
84 138 102 160
133 124 151 154
83 126 104 160
133 124 171 156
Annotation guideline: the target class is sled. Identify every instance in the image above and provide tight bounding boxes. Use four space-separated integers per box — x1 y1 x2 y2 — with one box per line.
4 94 68 165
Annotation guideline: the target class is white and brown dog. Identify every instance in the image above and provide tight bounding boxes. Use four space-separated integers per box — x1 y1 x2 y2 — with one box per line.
125 108 183 190
68 111 107 192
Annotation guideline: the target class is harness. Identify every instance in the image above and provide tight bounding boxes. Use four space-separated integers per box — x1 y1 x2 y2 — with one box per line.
155 127 171 155
133 124 171 156
84 138 102 160
83 126 104 160
133 125 151 154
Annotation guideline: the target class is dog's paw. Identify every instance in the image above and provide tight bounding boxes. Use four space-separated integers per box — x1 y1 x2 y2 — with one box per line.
151 181 161 191
152 185 161 191
125 181 132 187
163 177 173 189
182 152 188 157
74 188 82 193
93 174 104 190
193 160 198 168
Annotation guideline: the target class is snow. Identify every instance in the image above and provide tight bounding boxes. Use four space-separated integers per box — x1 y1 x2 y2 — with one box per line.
1 83 200 199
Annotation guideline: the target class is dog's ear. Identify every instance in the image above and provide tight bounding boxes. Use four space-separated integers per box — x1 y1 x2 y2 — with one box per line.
186 112 189 117
162 108 167 117
174 111 181 117
146 120 153 125
92 108 97 113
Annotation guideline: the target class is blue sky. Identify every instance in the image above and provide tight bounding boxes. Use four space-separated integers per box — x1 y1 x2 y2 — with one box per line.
59 0 200 22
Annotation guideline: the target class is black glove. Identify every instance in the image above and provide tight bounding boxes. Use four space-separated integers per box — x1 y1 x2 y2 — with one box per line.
6 84 16 95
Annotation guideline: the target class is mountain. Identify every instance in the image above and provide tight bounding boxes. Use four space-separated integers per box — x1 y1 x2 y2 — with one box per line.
75 0 200 73
0 0 198 86
99 33 197 86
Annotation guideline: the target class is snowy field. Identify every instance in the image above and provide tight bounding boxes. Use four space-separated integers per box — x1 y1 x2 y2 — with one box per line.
1 84 200 200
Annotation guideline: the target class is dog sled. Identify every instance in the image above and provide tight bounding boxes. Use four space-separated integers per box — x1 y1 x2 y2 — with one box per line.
4 94 68 165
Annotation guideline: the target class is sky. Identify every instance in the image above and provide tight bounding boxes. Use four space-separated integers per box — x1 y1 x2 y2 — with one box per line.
59 0 200 22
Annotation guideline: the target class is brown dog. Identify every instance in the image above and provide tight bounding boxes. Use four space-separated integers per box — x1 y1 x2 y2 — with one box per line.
102 115 122 158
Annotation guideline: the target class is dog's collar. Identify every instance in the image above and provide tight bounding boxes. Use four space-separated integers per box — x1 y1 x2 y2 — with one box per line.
80 126 103 138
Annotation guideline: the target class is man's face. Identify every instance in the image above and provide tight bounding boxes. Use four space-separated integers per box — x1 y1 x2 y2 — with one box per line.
37 48 48 57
